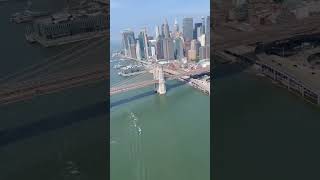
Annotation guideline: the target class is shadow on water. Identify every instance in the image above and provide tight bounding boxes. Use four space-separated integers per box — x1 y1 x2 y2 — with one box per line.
213 62 251 79
110 80 186 108
0 101 108 148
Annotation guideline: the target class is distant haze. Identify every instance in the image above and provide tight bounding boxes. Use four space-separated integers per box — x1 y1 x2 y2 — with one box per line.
110 0 210 42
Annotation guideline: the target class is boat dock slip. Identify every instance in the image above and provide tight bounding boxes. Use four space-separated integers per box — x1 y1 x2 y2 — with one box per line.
189 78 210 95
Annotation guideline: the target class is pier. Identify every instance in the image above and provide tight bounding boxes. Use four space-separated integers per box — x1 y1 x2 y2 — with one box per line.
217 37 320 106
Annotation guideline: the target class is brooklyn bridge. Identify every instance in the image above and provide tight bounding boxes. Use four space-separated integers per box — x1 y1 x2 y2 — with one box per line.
0 37 209 106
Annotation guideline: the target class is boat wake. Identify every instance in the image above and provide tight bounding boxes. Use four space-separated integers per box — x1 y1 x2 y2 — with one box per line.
128 111 147 180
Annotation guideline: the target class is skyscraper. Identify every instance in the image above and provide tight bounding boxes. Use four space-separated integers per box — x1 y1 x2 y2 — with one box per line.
149 40 157 59
136 41 141 60
156 38 164 60
163 37 174 60
138 32 146 59
163 18 170 38
173 18 179 38
201 16 206 34
142 28 149 59
161 23 165 37
155 25 161 39
174 37 184 60
206 16 210 46
191 39 201 56
194 23 202 40
199 45 210 60
130 44 137 59
188 39 200 60
198 34 206 46
182 17 193 42
121 30 135 57
199 46 206 60
197 26 202 39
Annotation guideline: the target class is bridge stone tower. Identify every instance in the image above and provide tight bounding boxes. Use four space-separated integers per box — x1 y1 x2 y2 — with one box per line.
153 65 166 95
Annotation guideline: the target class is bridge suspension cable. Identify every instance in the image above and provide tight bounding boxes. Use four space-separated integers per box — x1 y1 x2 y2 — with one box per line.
0 37 107 85
0 39 95 83
0 63 108 92
111 71 151 88
15 40 108 83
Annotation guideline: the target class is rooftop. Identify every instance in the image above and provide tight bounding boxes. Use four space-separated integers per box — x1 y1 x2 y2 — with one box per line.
257 46 320 93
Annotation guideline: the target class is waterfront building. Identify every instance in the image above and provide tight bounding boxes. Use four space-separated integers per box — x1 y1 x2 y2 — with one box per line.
30 12 107 40
182 17 193 41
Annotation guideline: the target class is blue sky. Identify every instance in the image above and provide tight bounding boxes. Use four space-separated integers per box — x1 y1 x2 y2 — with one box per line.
110 0 210 42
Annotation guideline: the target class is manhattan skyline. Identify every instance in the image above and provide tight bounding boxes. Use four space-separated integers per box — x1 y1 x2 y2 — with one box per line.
110 0 209 41
120 16 210 61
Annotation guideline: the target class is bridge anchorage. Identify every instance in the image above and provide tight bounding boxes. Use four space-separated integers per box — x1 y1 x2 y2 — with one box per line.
153 65 166 95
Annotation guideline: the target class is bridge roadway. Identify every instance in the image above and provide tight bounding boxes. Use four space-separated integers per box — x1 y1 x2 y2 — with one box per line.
0 65 108 106
110 67 210 96
110 79 158 95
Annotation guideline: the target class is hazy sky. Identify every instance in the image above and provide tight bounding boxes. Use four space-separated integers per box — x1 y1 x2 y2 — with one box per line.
110 0 210 42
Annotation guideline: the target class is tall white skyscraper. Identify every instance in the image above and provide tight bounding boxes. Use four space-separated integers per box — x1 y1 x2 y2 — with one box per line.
173 18 179 37
136 41 141 60
155 25 161 39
